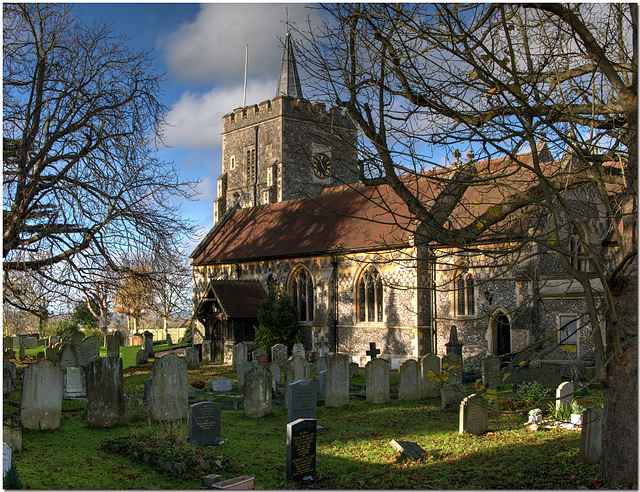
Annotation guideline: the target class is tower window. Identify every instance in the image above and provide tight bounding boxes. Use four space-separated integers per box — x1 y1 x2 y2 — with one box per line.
267 167 273 187
246 148 256 184
230 155 236 170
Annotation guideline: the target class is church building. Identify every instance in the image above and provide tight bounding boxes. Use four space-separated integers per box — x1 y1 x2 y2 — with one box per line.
190 32 610 376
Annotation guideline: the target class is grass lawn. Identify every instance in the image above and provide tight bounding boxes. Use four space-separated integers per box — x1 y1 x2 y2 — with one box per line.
4 351 604 489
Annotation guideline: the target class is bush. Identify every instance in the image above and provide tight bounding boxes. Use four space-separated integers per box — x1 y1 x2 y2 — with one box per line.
4 463 23 489
254 283 300 352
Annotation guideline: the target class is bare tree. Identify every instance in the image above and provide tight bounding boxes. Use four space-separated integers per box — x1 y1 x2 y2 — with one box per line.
298 3 636 486
113 255 153 335
2 4 197 278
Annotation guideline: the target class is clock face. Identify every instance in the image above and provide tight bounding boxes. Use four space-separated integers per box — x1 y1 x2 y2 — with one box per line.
312 153 332 179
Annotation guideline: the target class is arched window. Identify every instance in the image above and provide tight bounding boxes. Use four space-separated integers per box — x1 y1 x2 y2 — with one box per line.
455 265 475 316
290 267 314 322
358 265 383 323
569 234 588 271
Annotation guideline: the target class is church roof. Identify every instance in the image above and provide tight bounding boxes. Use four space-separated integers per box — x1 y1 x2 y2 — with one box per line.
275 32 303 99
196 280 266 319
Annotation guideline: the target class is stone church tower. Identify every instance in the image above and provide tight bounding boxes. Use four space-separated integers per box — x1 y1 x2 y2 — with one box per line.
213 32 358 224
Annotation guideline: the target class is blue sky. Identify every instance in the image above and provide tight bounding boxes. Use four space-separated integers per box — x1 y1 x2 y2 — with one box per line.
76 3 321 250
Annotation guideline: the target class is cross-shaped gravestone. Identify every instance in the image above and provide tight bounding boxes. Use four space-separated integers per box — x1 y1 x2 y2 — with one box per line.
366 343 380 360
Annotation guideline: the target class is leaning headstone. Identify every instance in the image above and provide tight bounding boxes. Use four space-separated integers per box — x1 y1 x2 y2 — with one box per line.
86 356 125 427
209 378 233 392
185 347 200 369
64 366 86 398
83 335 101 360
236 361 253 389
3 443 10 478
20 359 64 430
188 401 222 446
286 418 317 481
459 394 489 435
292 343 305 359
106 336 120 359
390 439 427 461
144 331 154 358
556 381 574 414
271 344 288 365
482 355 501 389
579 406 603 464
232 343 248 370
325 353 349 407
366 357 390 404
244 366 272 418
318 370 326 400
58 342 78 368
398 359 421 401
151 353 189 421
135 349 148 366
285 355 311 409
287 379 318 423
420 353 441 398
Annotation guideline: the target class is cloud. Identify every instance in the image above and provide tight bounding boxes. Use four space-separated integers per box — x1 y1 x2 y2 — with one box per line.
162 77 275 150
159 3 311 86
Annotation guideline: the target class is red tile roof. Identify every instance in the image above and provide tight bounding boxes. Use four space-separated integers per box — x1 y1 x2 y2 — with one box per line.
197 280 267 318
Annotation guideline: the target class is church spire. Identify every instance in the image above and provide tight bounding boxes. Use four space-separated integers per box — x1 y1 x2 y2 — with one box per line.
276 32 303 99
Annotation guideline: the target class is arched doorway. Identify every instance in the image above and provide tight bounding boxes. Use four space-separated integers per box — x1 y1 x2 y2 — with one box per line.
488 310 511 366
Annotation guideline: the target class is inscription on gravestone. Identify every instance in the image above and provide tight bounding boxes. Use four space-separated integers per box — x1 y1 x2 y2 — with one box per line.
188 402 222 446
286 418 317 481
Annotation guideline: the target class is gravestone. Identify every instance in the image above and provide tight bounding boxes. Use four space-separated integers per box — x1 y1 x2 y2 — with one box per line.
420 353 441 398
188 401 222 446
252 347 267 360
366 342 381 359
255 353 268 367
459 394 489 435
482 355 501 389
64 366 86 397
209 378 233 392
86 356 125 427
287 379 318 423
286 418 317 481
106 336 120 359
83 335 101 360
236 361 253 389
271 344 288 365
151 353 189 421
318 370 326 400
269 361 281 391
3 443 10 478
390 439 427 460
441 353 462 384
365 357 390 404
325 353 349 407
349 362 360 378
44 346 58 362
144 331 154 357
201 339 212 363
3 361 14 396
232 343 248 370
49 336 60 346
316 356 327 374
36 351 45 361
57 343 78 368
131 333 143 346
22 337 37 350
4 349 15 360
579 406 603 464
113 330 124 347
292 343 305 358
20 359 64 430
71 332 85 345
18 346 25 361
244 366 272 418
185 347 200 369
398 359 421 401
3 414 22 452
143 378 153 410
135 349 148 365
3 336 11 350
166 333 173 346
556 381 574 414
285 355 311 409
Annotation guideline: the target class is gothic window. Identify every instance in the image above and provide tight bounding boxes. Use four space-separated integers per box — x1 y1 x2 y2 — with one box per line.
246 148 256 184
290 267 314 322
558 314 579 353
357 265 383 323
569 234 588 271
455 265 474 316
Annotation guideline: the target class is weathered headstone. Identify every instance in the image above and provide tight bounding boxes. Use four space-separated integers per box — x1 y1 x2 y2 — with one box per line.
349 362 360 378
3 443 10 478
209 378 233 392
556 381 574 414
390 439 427 460
441 353 462 384
286 418 317 481
64 366 86 397
482 355 501 389
269 361 281 391
236 361 253 389
459 394 489 435
287 379 318 423
292 343 305 359
252 347 267 360
188 401 222 446
57 342 78 368
113 330 124 347
86 356 125 427
579 406 603 464
325 353 349 407
3 415 22 452
3 361 16 396
255 353 268 367
244 366 272 418
20 359 64 430
365 357 390 404
144 331 154 358
71 332 85 346
106 336 120 359
318 370 326 400
398 359 421 401
420 353 441 398
83 335 101 360
151 353 189 421
285 355 311 409
185 347 200 369
44 346 58 362
22 336 37 350
18 346 25 361
271 344 288 365
166 333 173 346
202 339 212 363
135 349 148 366
143 378 153 410
232 343 248 370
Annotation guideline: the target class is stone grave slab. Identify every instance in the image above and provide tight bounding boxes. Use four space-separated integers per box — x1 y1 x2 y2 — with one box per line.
232 343 248 370
210 378 233 392
86 356 125 427
188 401 222 446
365 357 390 404
390 439 427 460
420 354 441 398
64 366 86 397
318 370 326 400
579 406 603 464
398 359 421 401
326 353 349 407
244 366 272 418
285 355 310 409
151 353 189 421
287 379 318 423
349 362 359 378
482 355 501 389
286 418 317 481
236 361 253 389
20 359 64 430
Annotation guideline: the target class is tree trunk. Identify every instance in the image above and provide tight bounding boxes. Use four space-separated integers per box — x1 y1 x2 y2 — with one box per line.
600 276 638 488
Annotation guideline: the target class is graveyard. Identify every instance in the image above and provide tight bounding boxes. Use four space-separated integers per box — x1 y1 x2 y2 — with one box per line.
3 341 605 489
